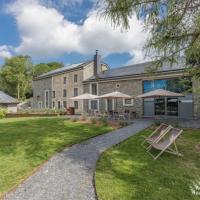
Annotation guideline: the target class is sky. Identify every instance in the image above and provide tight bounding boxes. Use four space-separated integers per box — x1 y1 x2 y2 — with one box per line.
0 0 149 68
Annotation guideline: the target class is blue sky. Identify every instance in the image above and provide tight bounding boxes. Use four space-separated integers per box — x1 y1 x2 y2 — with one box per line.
0 0 147 68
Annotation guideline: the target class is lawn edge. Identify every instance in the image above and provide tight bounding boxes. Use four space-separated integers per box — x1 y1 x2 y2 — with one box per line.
0 123 114 200
93 125 152 200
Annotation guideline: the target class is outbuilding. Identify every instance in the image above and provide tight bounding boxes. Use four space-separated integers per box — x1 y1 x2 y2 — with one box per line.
0 91 19 113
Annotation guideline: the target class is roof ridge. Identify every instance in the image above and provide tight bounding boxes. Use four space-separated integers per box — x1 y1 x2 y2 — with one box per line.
109 61 152 71
37 60 92 79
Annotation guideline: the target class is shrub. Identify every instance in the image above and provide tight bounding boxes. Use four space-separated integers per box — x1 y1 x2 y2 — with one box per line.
71 117 78 122
119 121 129 127
80 115 87 121
0 107 7 119
99 116 108 126
90 117 97 124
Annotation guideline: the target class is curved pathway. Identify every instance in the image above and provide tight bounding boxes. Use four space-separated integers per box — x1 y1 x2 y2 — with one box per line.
4 119 152 200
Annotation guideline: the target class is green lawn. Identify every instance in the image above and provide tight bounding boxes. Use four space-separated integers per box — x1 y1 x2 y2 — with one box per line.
0 117 113 197
96 127 200 200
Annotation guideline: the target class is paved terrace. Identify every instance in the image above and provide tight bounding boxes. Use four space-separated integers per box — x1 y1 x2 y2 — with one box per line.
4 119 152 200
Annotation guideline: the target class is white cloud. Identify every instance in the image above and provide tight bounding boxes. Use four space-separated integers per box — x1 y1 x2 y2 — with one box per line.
7 0 149 64
0 45 12 59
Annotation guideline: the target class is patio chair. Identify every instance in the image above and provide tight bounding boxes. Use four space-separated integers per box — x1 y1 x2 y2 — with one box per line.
147 127 183 160
142 123 172 149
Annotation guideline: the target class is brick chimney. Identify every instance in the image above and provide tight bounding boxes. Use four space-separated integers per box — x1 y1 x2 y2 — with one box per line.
93 50 101 77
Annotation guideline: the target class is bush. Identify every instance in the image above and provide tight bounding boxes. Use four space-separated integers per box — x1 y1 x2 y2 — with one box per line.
71 117 78 122
119 121 129 127
80 115 87 121
0 107 7 119
99 116 108 126
90 117 97 124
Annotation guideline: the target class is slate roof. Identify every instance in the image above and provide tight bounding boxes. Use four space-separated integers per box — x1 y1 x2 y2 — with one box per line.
36 61 92 79
86 60 186 81
0 91 18 104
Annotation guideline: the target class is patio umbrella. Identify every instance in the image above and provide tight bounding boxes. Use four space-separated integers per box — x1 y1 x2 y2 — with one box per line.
136 89 184 98
70 93 98 100
97 91 132 114
98 91 131 99
70 93 99 114
136 89 184 120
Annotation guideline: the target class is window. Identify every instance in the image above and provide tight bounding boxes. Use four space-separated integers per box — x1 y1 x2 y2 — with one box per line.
91 83 97 95
52 101 55 108
52 91 55 98
74 88 78 97
45 90 49 108
63 77 67 84
63 89 67 97
38 101 42 109
123 98 134 106
143 77 192 93
90 100 98 110
116 83 120 89
58 101 61 109
74 74 78 83
74 101 78 109
63 101 67 108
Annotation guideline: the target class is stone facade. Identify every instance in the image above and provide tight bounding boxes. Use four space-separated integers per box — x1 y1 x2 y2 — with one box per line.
32 60 109 114
193 77 200 118
52 67 84 113
84 79 143 117
32 54 200 118
32 77 52 109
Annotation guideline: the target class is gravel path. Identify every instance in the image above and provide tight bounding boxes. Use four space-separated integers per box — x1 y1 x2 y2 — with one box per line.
4 119 152 200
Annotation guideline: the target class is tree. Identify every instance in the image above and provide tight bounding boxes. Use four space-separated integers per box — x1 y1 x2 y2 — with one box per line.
0 56 33 100
101 0 200 72
33 62 63 77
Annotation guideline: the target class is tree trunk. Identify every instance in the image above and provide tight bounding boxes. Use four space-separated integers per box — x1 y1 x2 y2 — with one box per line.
17 82 20 100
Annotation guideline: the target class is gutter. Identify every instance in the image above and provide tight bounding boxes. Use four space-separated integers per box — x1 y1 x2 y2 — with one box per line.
83 69 188 83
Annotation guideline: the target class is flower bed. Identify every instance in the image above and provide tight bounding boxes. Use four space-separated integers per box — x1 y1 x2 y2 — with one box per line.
6 113 59 118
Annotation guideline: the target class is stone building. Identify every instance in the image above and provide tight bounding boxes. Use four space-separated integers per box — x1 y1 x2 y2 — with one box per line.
33 51 200 118
32 52 109 114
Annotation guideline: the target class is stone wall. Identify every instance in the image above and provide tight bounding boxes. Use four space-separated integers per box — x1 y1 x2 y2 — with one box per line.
83 79 143 117
193 77 200 118
52 68 84 113
32 77 52 109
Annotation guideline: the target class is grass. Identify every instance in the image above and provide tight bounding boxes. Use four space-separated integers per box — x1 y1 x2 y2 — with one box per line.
0 117 113 197
95 127 200 200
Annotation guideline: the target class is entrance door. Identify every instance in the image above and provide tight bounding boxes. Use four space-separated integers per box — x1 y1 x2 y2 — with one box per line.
107 99 113 111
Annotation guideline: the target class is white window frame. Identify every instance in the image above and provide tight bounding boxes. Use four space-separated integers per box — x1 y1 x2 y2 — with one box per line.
74 74 78 83
52 101 55 109
63 77 67 84
52 90 56 98
89 99 99 110
89 82 99 110
63 89 67 97
123 98 134 106
38 101 42 109
105 99 115 111
89 82 99 95
74 101 79 109
44 90 50 108
74 88 78 97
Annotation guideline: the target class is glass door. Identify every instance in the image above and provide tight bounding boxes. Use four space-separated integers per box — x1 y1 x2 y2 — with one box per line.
167 98 178 116
155 98 165 115
107 99 113 111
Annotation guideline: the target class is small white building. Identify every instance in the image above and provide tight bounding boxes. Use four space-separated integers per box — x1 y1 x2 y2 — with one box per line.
0 91 19 113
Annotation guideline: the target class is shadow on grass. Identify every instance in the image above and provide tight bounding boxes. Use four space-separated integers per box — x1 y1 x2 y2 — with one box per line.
95 128 200 200
0 117 112 196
